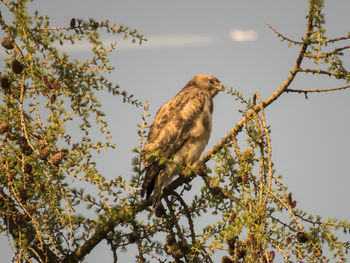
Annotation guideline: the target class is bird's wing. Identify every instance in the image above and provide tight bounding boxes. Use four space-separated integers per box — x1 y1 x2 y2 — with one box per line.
142 88 206 165
141 88 208 198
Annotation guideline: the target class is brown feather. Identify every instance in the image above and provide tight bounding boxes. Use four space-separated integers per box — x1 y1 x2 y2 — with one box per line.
141 75 223 207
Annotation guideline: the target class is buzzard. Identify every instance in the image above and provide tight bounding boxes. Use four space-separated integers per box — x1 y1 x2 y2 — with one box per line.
141 75 224 208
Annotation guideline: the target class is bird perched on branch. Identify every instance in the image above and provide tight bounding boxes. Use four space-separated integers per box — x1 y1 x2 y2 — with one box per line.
141 75 224 208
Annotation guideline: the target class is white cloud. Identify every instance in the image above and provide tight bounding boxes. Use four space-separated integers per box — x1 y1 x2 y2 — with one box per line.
55 34 218 53
229 29 258 42
119 34 217 50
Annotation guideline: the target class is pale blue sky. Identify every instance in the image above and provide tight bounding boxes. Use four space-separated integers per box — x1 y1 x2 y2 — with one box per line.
1 0 350 262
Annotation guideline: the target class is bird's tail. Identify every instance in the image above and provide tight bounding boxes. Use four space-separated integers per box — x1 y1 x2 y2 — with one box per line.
141 163 162 200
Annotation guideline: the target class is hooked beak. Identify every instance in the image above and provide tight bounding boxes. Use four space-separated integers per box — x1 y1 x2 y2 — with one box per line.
211 82 225 96
216 82 225 92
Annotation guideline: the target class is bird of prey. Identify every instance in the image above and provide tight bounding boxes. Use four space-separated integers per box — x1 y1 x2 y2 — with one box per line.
141 75 224 208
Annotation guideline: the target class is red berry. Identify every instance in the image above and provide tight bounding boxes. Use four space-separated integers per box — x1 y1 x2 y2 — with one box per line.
268 250 275 261
243 172 249 183
50 94 56 104
229 212 237 222
250 234 256 243
70 18 76 28
287 193 293 206
286 237 291 245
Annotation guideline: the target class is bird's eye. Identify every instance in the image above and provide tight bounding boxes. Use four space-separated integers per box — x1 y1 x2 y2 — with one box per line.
210 79 215 84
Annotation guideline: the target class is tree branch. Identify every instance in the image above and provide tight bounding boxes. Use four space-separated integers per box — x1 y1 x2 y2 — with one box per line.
264 22 303 45
326 35 350 43
297 67 348 77
285 84 350 93
304 45 350 58
0 189 58 262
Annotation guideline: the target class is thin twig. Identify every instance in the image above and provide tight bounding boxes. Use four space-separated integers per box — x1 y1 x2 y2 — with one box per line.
264 22 303 45
304 45 350 58
172 191 196 245
326 35 350 43
285 84 350 93
1 0 13 10
297 67 347 77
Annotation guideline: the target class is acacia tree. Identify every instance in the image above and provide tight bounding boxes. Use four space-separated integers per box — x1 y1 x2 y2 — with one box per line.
0 0 349 262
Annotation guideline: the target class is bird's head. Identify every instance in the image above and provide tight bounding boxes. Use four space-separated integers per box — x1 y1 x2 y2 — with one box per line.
190 75 224 96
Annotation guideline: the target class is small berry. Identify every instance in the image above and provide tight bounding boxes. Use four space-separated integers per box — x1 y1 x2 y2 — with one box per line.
0 76 10 90
38 146 51 160
50 93 56 104
268 250 275 261
91 22 99 29
250 233 256 243
11 59 23 74
154 203 166 218
243 172 249 184
297 232 309 243
287 193 293 206
0 122 9 134
229 212 237 222
70 18 76 28
47 82 55 90
18 137 33 156
285 237 291 245
1 37 14 50
291 200 297 208
51 151 65 165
